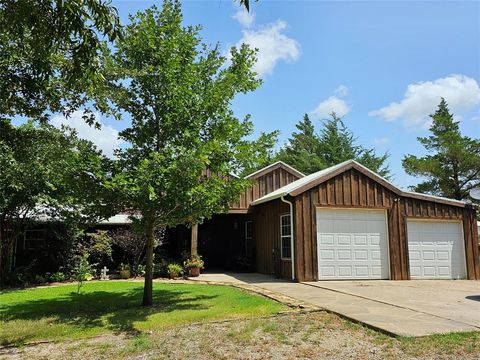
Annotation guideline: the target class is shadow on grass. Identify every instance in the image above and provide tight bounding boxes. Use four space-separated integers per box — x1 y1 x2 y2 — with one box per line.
0 286 217 340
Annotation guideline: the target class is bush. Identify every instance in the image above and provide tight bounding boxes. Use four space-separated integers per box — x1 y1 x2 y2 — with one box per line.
34 275 46 284
167 263 183 279
73 252 95 293
153 257 174 278
184 254 204 269
49 272 66 282
135 264 146 277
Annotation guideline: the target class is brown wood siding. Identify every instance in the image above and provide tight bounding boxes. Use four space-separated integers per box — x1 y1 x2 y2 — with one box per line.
463 210 480 280
229 167 302 211
252 200 291 279
288 168 479 281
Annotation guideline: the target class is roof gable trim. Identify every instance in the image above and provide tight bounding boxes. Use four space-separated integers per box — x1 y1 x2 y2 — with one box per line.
244 161 305 180
251 160 468 208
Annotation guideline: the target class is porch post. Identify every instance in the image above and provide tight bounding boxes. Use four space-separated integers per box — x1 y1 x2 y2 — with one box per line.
191 224 198 255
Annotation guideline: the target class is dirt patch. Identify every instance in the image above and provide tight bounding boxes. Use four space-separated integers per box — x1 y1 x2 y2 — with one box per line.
2 312 479 360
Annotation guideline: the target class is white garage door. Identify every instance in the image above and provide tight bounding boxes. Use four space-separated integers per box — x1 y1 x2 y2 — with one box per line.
316 208 390 280
407 220 466 279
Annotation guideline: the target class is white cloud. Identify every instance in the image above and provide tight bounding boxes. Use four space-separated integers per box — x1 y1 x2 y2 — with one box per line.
310 96 351 119
51 111 123 158
369 74 480 128
374 137 390 145
334 85 349 97
232 8 255 28
236 20 300 77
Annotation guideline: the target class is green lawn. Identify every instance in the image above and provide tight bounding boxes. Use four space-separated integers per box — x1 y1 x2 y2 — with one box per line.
0 281 286 346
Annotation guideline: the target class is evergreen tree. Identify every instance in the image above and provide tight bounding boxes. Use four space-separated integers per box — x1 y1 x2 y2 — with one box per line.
318 113 390 178
403 98 480 200
276 114 324 174
276 112 390 178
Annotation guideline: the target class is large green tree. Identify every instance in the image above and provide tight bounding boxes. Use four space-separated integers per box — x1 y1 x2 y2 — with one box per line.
276 113 390 177
403 98 480 200
106 1 274 306
0 120 114 285
276 114 325 175
0 0 121 123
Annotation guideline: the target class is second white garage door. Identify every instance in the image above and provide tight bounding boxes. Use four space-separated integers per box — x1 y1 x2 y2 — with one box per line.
316 208 390 280
407 220 466 279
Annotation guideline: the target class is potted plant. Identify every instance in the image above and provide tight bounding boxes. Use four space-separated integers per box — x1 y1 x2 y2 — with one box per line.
119 263 131 279
184 254 204 277
167 263 183 279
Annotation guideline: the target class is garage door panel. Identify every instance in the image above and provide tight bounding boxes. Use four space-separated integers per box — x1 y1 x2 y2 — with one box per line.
337 235 351 245
317 209 389 280
407 220 466 279
319 234 334 245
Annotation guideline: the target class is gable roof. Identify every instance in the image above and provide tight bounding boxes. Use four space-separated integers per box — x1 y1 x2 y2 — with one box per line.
244 161 305 180
251 159 469 208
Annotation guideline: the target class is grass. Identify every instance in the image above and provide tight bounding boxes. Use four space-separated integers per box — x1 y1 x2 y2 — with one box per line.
2 310 480 359
0 281 286 346
400 331 480 357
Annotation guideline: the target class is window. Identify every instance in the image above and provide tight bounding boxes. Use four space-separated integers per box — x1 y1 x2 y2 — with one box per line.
24 230 45 250
280 214 292 259
245 221 253 254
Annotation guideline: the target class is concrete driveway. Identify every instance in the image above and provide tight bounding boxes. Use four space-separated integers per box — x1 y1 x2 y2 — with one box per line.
305 280 480 337
194 273 480 337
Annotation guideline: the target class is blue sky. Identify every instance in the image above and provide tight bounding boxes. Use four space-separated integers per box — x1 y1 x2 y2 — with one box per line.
58 0 480 189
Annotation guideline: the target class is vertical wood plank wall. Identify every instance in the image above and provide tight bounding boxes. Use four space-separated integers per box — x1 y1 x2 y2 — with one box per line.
253 200 292 279
229 167 302 211
254 168 480 281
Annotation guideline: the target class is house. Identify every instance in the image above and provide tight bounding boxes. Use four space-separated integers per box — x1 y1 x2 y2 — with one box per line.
12 159 480 281
245 160 480 281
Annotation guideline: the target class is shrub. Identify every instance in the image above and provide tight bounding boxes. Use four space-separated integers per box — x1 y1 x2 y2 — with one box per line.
167 263 183 278
34 275 46 284
135 264 146 277
184 254 204 269
49 272 66 282
119 263 130 271
153 257 174 278
5 262 36 287
73 252 95 293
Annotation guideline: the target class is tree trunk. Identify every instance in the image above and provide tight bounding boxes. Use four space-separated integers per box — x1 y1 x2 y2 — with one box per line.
142 218 155 306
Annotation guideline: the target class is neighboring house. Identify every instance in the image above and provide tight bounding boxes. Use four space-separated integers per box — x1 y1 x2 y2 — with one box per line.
12 160 480 281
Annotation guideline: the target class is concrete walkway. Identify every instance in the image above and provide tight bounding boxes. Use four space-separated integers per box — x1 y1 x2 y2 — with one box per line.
193 273 480 337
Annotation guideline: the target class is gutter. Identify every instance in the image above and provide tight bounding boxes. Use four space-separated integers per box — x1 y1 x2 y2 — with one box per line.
280 195 295 281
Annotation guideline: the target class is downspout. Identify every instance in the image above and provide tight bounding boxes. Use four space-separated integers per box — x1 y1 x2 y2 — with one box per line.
280 195 295 281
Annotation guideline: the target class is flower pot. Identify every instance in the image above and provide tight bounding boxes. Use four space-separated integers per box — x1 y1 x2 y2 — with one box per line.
169 272 179 279
189 267 200 277
119 269 131 279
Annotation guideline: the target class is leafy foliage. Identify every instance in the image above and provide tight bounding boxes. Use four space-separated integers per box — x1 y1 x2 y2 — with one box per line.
167 263 183 278
403 98 480 200
276 113 391 177
184 254 204 269
105 1 271 305
0 120 115 284
0 0 121 123
73 252 95 293
85 230 113 267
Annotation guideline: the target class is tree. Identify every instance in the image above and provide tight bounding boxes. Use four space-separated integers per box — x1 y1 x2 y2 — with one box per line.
240 130 280 176
106 1 271 306
276 114 324 174
318 113 390 178
0 0 122 123
276 113 391 177
403 98 480 200
0 120 114 285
